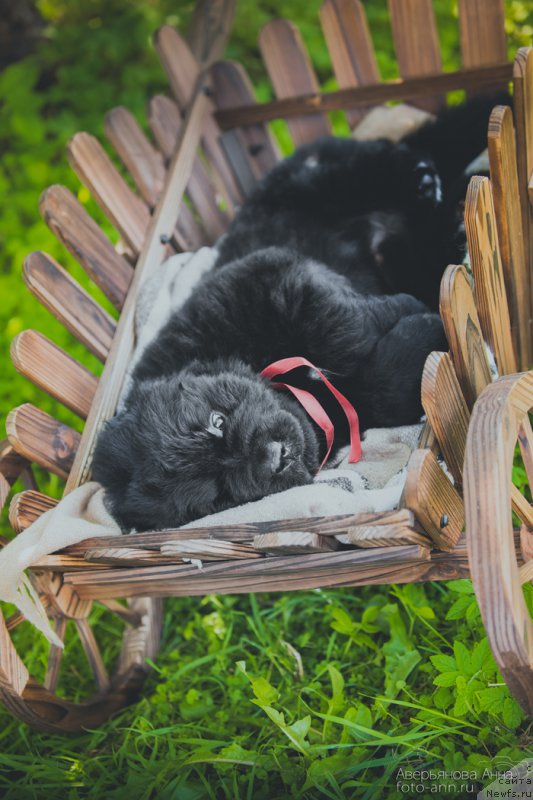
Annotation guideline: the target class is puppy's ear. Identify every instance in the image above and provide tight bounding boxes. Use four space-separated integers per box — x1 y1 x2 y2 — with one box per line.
178 358 254 382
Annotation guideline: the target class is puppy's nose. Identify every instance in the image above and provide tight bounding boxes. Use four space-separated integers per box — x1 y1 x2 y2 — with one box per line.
267 441 292 474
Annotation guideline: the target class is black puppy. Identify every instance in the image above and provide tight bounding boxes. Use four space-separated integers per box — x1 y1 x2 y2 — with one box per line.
94 249 444 530
93 96 501 530
216 93 506 309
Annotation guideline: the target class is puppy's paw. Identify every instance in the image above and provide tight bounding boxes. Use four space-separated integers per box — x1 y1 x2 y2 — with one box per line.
413 161 443 206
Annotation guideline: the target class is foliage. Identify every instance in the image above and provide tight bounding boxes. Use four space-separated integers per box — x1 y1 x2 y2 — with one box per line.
0 1 533 798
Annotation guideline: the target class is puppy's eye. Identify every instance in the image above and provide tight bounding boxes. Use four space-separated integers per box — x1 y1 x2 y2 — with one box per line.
207 411 226 438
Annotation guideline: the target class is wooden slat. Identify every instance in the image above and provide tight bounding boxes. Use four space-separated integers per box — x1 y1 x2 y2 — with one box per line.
512 485 533 531
185 0 236 68
0 612 29 697
215 63 513 130
259 19 332 145
0 474 9 513
404 449 464 551
61 509 417 556
9 491 58 533
6 405 79 481
389 0 443 112
513 48 533 354
421 352 470 488
148 95 230 239
160 539 262 560
39 186 133 310
67 132 150 255
65 42 222 493
465 176 518 376
440 264 493 410
211 61 279 181
104 106 205 251
0 440 32 486
11 330 98 419
343 524 430 548
458 0 506 69
74 619 110 692
253 531 339 555
84 548 184 567
64 545 431 600
23 252 115 362
154 25 242 207
320 0 380 128
44 617 67 693
488 105 531 371
518 416 533 490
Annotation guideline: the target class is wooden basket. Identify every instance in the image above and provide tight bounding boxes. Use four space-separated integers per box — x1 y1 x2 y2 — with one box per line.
2 0 533 732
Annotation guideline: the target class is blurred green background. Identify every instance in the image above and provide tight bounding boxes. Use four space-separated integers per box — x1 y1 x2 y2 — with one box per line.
1 2 533 798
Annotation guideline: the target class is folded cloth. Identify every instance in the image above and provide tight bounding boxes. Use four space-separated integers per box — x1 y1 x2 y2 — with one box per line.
0 483 119 646
0 237 425 646
352 104 435 142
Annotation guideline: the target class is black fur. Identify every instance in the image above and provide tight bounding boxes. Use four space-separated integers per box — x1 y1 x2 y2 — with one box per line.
93 95 505 530
216 92 509 309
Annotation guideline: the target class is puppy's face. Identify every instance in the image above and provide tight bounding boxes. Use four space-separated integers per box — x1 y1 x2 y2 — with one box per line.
93 361 319 531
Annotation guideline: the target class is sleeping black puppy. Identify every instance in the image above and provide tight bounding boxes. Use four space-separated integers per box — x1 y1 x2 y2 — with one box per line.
94 248 444 530
93 95 503 531
216 93 506 309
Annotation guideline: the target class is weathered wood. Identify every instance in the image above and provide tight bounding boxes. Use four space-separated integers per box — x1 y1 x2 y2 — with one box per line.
148 94 231 237
342 524 430 548
389 0 443 112
404 449 464 551
488 105 531 371
513 48 533 352
440 264 494 409
6 405 79 481
0 440 33 487
39 186 133 310
465 371 533 715
319 0 380 128
520 524 533 567
215 63 513 130
0 612 29 697
44 617 67 693
185 0 236 68
75 619 110 692
160 539 262 560
64 545 432 599
67 132 151 255
65 77 213 494
512 485 533 531
84 548 182 567
23 252 116 362
0 474 9 512
253 531 339 555
104 106 205 251
211 60 279 181
98 599 144 626
421 351 470 488
465 176 517 376
458 0 506 70
518 415 533 490
11 330 98 419
9 490 58 533
61 509 417 556
148 94 231 233
259 19 331 145
154 24 242 207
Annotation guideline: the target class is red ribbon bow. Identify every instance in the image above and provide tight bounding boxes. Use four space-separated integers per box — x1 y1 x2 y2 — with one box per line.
260 356 362 471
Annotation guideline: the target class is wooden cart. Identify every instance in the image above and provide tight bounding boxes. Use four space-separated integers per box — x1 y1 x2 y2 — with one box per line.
1 0 533 732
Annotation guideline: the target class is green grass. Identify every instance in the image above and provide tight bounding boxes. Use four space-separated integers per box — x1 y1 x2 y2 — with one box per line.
1 1 533 797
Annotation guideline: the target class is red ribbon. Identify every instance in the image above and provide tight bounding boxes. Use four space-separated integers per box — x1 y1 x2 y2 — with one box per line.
260 356 362 471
